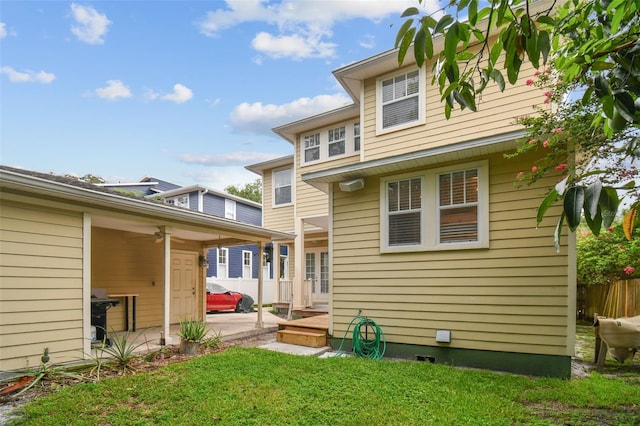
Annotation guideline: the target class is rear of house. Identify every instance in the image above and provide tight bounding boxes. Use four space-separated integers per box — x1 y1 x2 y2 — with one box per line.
269 11 574 377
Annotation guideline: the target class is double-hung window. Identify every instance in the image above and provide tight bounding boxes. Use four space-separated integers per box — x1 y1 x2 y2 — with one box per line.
217 248 228 278
378 69 423 132
304 133 320 162
242 250 252 279
328 126 346 157
225 199 236 220
381 161 488 252
167 195 189 208
273 168 292 206
353 122 361 152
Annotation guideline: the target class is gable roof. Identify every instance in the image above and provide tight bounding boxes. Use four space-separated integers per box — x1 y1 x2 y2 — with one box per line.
0 165 293 245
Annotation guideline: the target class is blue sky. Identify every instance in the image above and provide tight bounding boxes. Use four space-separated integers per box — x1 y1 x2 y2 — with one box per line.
1 0 438 190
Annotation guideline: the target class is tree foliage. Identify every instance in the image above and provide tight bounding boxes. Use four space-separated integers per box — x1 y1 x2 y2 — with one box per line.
396 0 639 242
225 178 262 203
577 220 640 286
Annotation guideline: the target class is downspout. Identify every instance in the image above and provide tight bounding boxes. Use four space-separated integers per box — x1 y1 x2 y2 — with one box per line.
199 189 208 212
82 213 92 358
162 227 172 344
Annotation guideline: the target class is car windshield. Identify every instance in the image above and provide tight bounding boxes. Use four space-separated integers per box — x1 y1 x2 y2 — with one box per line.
206 283 230 294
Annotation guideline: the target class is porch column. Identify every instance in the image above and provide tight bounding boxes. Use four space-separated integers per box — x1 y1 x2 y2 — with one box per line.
293 217 305 309
255 241 264 328
273 242 280 302
162 227 172 344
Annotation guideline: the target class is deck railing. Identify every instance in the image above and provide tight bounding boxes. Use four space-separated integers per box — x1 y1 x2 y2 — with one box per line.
278 280 293 303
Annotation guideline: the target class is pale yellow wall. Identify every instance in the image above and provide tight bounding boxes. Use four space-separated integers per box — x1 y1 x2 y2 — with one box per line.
92 229 205 329
362 59 542 161
0 200 84 370
331 151 570 357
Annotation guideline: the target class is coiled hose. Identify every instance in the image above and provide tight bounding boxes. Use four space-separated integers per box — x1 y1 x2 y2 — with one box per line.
335 312 386 360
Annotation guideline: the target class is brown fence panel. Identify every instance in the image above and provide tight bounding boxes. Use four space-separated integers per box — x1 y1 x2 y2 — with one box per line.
581 279 640 320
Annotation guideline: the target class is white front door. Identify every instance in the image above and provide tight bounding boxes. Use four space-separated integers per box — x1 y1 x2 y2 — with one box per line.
306 250 329 304
170 251 197 323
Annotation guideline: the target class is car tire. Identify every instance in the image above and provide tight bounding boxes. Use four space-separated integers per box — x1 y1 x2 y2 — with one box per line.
235 300 242 313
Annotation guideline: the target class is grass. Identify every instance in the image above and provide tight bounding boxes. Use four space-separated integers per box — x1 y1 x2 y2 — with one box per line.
9 326 640 425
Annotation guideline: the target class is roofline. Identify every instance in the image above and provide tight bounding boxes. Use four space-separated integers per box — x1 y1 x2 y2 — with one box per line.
245 154 294 175
155 184 262 208
99 182 158 187
0 168 293 242
301 130 525 187
271 104 359 144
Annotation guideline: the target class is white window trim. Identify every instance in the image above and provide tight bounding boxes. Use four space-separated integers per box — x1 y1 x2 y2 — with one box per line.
376 67 426 136
217 248 229 278
167 194 189 208
225 199 236 220
380 160 489 253
272 167 293 207
242 250 252 279
301 121 361 166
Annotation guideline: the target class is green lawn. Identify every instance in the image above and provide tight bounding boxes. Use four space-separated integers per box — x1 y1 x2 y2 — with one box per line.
10 342 640 426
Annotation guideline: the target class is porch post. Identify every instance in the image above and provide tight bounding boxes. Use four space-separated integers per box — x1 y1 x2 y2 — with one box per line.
273 242 280 302
294 217 305 309
255 241 264 328
162 227 172 344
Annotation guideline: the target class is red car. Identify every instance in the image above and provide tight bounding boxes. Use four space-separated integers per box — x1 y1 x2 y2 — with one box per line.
206 283 254 313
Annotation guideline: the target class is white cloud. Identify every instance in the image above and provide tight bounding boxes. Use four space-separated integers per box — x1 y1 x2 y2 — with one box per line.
230 93 352 135
197 0 437 60
251 32 337 60
94 80 131 100
0 23 7 39
1 66 55 83
178 151 281 167
359 34 376 49
70 3 111 45
161 84 193 103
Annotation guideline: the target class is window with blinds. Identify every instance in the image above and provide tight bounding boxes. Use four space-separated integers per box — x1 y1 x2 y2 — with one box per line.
273 168 292 205
304 133 320 162
328 126 346 157
438 169 479 243
381 70 420 129
353 122 360 152
387 177 422 246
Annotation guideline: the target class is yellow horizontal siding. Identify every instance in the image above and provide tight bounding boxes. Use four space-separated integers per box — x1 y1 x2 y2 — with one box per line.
0 201 84 370
330 151 570 356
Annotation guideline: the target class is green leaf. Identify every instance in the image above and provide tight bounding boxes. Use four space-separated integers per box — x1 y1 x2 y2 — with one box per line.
457 51 475 61
610 2 625 33
423 25 434 59
584 180 602 221
444 101 452 120
584 206 602 236
441 82 459 102
525 25 539 69
468 0 478 26
536 15 556 27
507 53 522 85
599 187 619 229
489 41 502 67
457 0 471 12
538 30 550 65
398 28 415 67
444 22 459 63
593 73 611 98
537 189 559 226
613 92 636 122
434 14 454 34
401 7 420 18
491 69 505 91
563 186 584 232
395 19 414 49
460 88 477 112
414 28 426 67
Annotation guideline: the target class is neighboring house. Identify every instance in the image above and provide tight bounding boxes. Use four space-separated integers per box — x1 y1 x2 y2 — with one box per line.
101 178 268 280
248 5 574 376
0 166 292 371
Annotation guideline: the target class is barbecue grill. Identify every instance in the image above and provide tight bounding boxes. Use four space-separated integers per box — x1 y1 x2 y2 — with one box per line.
91 288 120 345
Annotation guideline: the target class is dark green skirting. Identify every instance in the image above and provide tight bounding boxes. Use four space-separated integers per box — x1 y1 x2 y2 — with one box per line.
330 338 572 378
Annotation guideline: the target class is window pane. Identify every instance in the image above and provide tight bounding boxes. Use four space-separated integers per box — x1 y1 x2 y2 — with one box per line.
328 141 345 156
382 78 394 102
406 71 419 95
466 169 478 203
452 171 465 204
383 96 419 128
394 74 406 98
389 212 421 246
410 178 421 209
388 182 399 212
439 174 451 206
440 206 478 242
305 147 320 162
399 180 410 210
354 122 360 151
275 186 291 204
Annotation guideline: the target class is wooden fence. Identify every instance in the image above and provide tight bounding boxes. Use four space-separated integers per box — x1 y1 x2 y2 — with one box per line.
578 279 640 320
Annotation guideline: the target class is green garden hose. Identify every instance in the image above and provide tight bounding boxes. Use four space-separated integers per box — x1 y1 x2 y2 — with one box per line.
334 311 386 360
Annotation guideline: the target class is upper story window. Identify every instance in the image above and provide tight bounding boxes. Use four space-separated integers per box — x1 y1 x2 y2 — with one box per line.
380 161 488 253
273 168 292 206
225 199 236 220
301 121 360 165
304 133 320 162
166 194 189 208
377 68 424 133
328 126 346 157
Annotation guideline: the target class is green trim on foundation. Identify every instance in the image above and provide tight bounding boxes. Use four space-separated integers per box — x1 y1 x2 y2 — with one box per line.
330 338 571 378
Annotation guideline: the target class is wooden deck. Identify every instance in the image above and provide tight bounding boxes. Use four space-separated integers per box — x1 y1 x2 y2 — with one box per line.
277 314 329 348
